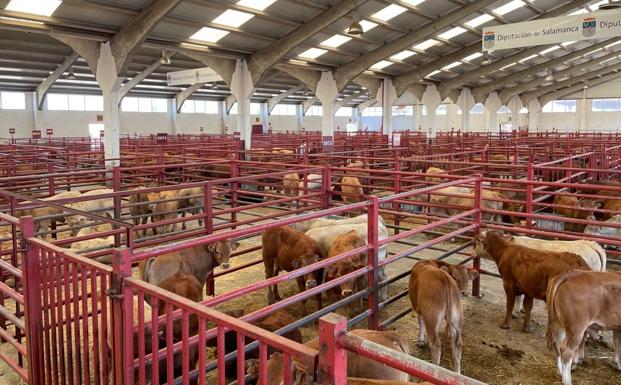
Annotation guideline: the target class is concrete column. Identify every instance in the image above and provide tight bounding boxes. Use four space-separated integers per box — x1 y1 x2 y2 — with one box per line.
296 104 303 132
229 59 254 149
30 92 39 130
381 78 397 135
485 92 502 133
260 102 269 133
579 87 587 132
421 85 441 138
457 88 475 132
415 99 421 131
527 99 542 132
171 99 178 135
315 72 339 147
95 42 123 168
508 95 523 131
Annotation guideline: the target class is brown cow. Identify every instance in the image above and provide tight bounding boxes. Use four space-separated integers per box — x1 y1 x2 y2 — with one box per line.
248 329 410 384
325 231 366 313
474 231 589 332
425 167 447 183
147 190 179 234
340 176 364 204
553 195 601 233
139 240 237 291
283 173 300 207
409 260 477 374
599 197 621 221
546 270 621 385
129 186 152 236
177 187 205 228
262 226 324 315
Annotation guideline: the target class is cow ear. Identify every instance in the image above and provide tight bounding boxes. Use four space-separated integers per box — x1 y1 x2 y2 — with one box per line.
232 241 240 250
468 269 479 280
207 243 216 253
292 259 301 269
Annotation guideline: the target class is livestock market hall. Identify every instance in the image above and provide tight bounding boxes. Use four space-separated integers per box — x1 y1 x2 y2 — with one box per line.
1 0 621 384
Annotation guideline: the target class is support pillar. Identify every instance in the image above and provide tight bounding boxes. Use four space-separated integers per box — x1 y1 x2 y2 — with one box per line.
296 104 303 132
30 92 39 130
315 71 339 151
260 102 269 133
421 85 441 139
354 107 361 131
229 59 254 149
171 99 178 135
96 43 123 168
527 99 542 132
381 78 397 136
457 88 475 132
579 87 587 132
508 95 523 132
485 92 502 133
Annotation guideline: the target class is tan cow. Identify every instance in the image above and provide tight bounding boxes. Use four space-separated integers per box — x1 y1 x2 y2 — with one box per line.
553 195 601 233
65 189 114 234
409 260 477 374
325 231 367 314
146 190 179 235
16 190 82 238
546 270 621 385
283 173 300 207
340 176 364 204
425 167 447 183
128 186 152 236
177 187 205 228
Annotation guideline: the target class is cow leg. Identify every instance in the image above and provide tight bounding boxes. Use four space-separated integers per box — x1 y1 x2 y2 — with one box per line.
417 313 426 347
296 277 308 316
613 330 621 371
560 330 584 385
424 314 442 366
181 211 187 230
573 334 587 368
514 295 524 316
521 296 534 333
140 215 149 237
501 286 517 329
264 262 276 305
447 320 463 375
378 268 388 302
272 265 282 302
198 207 204 227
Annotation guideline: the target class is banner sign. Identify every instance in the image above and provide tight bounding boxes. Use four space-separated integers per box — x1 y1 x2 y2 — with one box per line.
156 133 168 143
9 128 15 135
166 67 222 86
482 9 621 51
46 128 53 136
32 130 41 139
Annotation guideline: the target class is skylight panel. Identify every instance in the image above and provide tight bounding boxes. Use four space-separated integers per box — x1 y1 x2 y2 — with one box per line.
561 41 577 47
413 39 440 51
569 9 588 15
298 48 327 59
584 48 603 56
402 0 425 5
321 34 351 48
359 20 378 32
539 45 560 55
5 0 62 16
426 70 441 77
493 0 525 16
213 9 254 28
600 56 618 64
370 61 393 70
519 54 538 63
391 50 416 60
237 0 276 11
190 27 229 43
463 52 483 62
372 4 407 21
606 40 621 49
465 14 494 28
438 27 467 40
442 62 462 70
499 62 517 71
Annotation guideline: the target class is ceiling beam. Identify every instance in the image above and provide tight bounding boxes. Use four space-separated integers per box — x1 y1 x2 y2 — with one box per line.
268 84 305 112
118 56 172 101
335 92 365 109
275 64 322 91
352 75 382 99
247 0 368 84
48 35 100 74
35 51 79 110
303 97 318 114
175 82 206 112
539 70 621 105
471 38 621 102
331 0 497 91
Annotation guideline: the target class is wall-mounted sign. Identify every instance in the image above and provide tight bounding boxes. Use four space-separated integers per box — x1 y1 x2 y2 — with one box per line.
482 9 621 51
32 130 41 139
156 133 168 143
96 114 103 122
100 130 105 138
9 128 15 135
46 128 53 136
322 135 333 152
166 67 222 86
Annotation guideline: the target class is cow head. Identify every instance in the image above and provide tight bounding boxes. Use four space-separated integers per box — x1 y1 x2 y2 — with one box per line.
207 240 239 270
440 264 479 296
246 353 313 385
291 253 321 289
326 258 365 298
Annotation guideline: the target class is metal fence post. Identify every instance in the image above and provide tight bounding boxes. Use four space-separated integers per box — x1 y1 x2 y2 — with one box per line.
393 157 401 234
204 182 216 296
111 248 133 385
321 166 331 210
112 167 122 247
525 163 534 230
20 216 43 385
367 196 380 330
472 176 483 298
317 314 348 385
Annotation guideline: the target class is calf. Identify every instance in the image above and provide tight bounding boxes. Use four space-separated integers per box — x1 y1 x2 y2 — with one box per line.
65 189 114 234
177 187 205 228
16 190 83 238
147 190 179 235
129 186 152 236
474 231 589 332
262 226 324 315
584 214 621 244
325 231 367 313
283 173 300 207
425 167 447 183
408 260 476 373
340 176 364 204
546 271 621 385
599 197 621 220
298 173 322 195
553 195 601 233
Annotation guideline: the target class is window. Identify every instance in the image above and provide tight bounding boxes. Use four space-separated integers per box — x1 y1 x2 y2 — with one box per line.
392 105 413 116
592 98 621 112
181 100 219 114
47 94 69 110
421 106 427 116
251 102 261 115
229 102 238 115
47 94 103 111
271 104 297 116
362 106 382 116
335 107 353 117
85 95 103 111
436 105 447 115
519 107 528 114
471 103 485 114
543 99 577 113
68 94 85 111
0 91 26 110
498 105 511 113
122 97 168 113
306 105 323 116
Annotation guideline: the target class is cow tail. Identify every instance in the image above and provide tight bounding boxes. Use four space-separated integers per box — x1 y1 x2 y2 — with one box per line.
593 244 607 272
545 271 579 351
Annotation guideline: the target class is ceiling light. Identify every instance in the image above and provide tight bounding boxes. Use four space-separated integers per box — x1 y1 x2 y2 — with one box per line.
438 27 467 40
347 10 364 36
391 50 416 61
289 59 307 65
321 34 351 48
5 0 62 16
237 0 276 11
413 39 440 51
298 48 327 59
66 67 76 80
465 14 494 28
370 60 393 70
589 1 610 11
372 4 407 21
213 9 254 28
493 0 525 16
190 27 229 43
463 52 483 62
